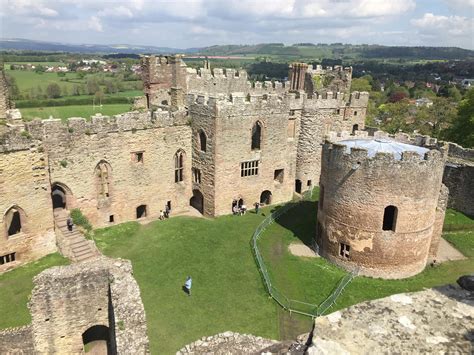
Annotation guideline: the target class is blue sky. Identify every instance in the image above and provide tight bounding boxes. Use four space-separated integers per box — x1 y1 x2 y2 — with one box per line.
1 0 473 49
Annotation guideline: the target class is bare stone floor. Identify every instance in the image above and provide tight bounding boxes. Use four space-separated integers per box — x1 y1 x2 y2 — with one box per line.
288 242 318 258
436 237 467 262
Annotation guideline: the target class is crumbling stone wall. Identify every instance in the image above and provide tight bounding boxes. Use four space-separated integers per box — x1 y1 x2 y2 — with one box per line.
0 326 34 354
26 257 149 353
41 110 192 227
0 67 13 119
317 138 446 279
0 128 56 272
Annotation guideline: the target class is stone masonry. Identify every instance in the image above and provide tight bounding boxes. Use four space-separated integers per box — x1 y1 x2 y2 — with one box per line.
0 257 150 354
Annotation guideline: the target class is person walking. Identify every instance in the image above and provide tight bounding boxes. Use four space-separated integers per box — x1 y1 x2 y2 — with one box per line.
159 210 165 220
255 202 260 214
184 276 192 296
165 204 170 218
66 217 73 232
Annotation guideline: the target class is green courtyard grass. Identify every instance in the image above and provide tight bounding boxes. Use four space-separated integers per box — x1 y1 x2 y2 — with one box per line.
20 104 132 120
0 253 69 329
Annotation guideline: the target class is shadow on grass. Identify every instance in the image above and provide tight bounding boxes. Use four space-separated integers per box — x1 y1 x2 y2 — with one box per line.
271 200 319 247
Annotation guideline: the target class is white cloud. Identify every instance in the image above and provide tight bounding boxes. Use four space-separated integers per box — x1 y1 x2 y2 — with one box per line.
412 13 473 36
88 16 103 32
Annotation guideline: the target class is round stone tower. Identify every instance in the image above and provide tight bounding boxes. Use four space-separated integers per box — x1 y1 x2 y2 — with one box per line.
317 138 446 279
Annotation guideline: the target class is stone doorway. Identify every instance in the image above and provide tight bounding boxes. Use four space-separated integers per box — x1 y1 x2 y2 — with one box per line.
82 325 111 355
51 183 72 210
190 190 204 214
295 179 302 194
260 190 272 205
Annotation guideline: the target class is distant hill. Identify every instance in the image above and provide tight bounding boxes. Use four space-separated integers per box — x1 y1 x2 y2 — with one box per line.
1 38 473 60
0 38 196 54
197 43 474 60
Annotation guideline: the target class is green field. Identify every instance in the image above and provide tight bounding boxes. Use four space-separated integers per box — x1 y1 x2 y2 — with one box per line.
1 194 472 354
0 253 69 329
20 104 132 120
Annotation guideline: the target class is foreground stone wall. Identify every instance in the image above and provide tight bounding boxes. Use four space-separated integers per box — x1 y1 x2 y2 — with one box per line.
317 138 446 279
0 326 34 354
23 257 149 353
308 286 473 354
0 68 13 119
0 130 56 272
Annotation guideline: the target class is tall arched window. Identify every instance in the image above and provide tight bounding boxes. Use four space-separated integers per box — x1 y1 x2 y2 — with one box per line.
383 205 398 231
251 121 262 150
175 150 185 182
4 206 25 237
95 161 111 198
199 130 207 152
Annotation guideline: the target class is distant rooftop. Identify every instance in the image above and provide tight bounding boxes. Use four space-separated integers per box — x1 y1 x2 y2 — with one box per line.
338 139 429 160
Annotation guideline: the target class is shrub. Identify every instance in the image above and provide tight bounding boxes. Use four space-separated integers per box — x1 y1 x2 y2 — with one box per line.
70 208 93 232
59 160 68 168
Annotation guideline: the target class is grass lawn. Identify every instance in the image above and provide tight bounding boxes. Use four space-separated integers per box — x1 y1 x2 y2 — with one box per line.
20 104 132 120
94 214 280 354
0 253 69 329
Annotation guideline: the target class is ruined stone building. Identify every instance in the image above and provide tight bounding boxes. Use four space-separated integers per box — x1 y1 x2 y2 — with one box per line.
0 57 368 271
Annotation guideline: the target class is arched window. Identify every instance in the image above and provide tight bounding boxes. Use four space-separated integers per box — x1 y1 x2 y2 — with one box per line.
251 121 262 150
175 150 185 183
199 130 207 152
383 205 398 231
95 161 111 198
4 206 25 237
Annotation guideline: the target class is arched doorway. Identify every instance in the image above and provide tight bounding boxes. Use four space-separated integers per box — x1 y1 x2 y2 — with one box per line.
51 183 71 210
136 205 147 219
260 190 272 205
238 198 244 208
352 124 359 135
295 179 302 194
190 189 204 214
82 325 111 354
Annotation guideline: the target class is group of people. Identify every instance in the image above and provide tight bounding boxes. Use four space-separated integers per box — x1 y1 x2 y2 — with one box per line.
159 204 171 220
232 200 261 215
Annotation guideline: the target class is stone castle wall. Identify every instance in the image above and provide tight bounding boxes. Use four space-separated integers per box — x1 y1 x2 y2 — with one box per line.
317 138 446 279
189 92 298 216
41 111 192 227
0 257 149 353
0 68 13 119
0 130 57 272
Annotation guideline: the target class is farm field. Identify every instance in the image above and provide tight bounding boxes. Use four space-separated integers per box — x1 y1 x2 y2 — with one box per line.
20 104 132 120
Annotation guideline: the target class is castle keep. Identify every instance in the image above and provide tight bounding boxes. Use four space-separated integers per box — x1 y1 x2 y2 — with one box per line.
0 57 368 271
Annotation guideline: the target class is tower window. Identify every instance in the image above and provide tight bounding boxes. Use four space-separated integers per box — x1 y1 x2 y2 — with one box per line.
198 130 207 152
251 121 262 150
383 205 398 231
241 160 259 177
0 252 16 265
174 150 185 182
274 169 284 183
339 243 350 259
132 152 144 163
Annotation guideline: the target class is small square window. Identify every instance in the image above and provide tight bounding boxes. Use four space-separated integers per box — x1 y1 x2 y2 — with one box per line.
274 169 284 183
132 152 144 163
307 180 312 186
336 109 341 115
289 110 296 116
354 111 358 116
339 243 350 259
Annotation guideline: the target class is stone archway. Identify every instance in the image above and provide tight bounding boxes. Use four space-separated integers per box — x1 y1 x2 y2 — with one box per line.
190 189 204 214
82 324 111 354
260 190 272 205
51 183 73 210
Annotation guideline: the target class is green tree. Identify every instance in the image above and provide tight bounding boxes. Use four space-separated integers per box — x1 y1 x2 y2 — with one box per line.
447 86 462 102
4 74 20 100
46 83 61 98
445 88 474 147
379 101 411 134
412 98 457 138
86 77 100 95
351 76 372 92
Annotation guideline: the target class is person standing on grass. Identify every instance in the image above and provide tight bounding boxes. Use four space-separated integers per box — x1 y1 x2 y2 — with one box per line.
255 202 260 214
184 276 192 296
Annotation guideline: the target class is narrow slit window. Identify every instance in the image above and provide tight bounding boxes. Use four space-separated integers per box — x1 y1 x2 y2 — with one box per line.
251 122 262 150
383 205 397 231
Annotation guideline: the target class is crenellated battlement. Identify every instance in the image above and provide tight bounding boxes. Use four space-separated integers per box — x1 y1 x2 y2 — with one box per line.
186 67 248 80
0 109 188 152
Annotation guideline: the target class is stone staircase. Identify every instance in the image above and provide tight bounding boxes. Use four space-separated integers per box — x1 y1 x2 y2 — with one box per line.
54 210 100 262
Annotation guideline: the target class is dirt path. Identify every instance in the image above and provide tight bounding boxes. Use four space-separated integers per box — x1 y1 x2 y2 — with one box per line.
288 242 318 258
436 238 466 262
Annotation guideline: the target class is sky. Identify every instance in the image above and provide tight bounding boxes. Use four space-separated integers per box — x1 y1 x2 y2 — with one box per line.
0 0 473 49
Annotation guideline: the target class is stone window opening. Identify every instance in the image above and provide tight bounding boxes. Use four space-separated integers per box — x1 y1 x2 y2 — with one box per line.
0 252 16 265
4 206 25 237
251 121 262 150
95 161 111 198
198 130 207 152
175 150 185 182
136 205 147 219
352 124 359 135
192 167 202 184
109 215 114 223
274 169 284 183
241 160 259 177
340 243 350 258
132 151 144 163
383 205 398 231
354 111 358 116
336 109 341 115
289 110 296 116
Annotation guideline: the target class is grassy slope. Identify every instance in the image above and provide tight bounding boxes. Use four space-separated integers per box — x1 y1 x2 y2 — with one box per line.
20 104 132 120
94 214 279 354
0 253 69 329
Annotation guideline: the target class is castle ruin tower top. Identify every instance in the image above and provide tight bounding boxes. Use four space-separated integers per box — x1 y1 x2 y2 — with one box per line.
289 63 308 91
0 66 13 119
